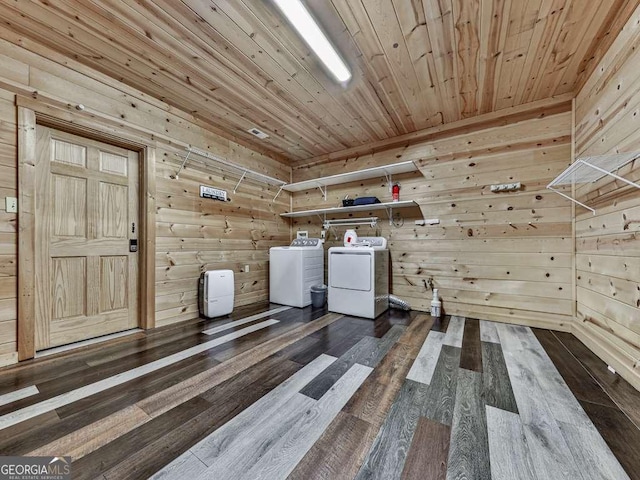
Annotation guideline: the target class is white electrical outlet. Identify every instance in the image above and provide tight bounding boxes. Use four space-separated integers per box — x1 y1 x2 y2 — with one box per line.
415 218 439 226
491 182 521 192
5 197 17 213
244 264 250 273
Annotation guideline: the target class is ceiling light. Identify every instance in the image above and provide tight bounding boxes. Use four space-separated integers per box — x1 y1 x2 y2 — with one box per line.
273 0 351 83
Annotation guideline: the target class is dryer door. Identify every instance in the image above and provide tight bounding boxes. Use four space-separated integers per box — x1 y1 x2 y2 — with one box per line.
329 251 372 291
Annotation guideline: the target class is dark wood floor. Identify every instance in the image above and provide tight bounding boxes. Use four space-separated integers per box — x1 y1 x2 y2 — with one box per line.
0 304 638 479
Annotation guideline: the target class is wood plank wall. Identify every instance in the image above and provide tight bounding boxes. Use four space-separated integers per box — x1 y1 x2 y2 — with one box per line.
0 80 17 367
292 107 573 330
573 4 640 391
0 39 290 366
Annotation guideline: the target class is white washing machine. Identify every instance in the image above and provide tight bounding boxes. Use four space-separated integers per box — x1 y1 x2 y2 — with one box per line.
328 237 389 319
269 238 324 308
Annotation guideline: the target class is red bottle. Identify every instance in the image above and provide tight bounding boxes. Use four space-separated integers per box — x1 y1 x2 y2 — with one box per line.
392 183 400 202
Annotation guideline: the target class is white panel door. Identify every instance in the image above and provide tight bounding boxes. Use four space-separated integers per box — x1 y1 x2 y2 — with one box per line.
35 126 139 349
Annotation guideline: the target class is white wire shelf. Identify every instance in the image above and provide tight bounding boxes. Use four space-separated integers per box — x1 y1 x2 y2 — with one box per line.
281 200 417 218
282 161 417 200
547 152 640 214
175 147 287 194
281 200 418 226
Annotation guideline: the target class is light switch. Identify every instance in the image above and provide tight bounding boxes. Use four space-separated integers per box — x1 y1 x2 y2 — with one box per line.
5 197 17 213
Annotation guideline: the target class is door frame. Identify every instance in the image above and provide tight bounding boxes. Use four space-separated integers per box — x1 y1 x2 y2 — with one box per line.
17 97 156 360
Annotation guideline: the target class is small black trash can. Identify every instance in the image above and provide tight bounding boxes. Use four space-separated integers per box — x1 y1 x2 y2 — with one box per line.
310 284 327 308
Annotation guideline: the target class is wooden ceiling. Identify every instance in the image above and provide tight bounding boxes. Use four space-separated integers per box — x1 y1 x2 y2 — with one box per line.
0 0 636 164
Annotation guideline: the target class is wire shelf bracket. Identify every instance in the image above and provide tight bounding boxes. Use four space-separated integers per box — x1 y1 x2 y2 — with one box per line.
547 152 640 214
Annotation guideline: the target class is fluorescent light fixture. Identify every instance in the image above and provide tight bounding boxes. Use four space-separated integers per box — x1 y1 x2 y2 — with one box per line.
273 0 351 83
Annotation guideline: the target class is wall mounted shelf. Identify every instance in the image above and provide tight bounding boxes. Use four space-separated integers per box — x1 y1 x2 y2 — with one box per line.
547 152 640 214
280 160 417 200
281 200 418 225
175 147 287 194
280 160 420 225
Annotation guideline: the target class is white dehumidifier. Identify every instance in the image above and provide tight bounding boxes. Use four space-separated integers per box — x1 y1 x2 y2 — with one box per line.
198 269 235 318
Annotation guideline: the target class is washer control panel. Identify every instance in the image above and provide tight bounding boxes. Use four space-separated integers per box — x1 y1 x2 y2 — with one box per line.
290 238 321 247
356 237 388 249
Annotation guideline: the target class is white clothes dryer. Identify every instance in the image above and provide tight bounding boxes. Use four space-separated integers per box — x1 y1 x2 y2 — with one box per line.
328 237 389 319
269 238 324 308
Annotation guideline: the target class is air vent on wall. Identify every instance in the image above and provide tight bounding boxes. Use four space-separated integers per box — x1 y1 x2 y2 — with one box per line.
247 127 269 139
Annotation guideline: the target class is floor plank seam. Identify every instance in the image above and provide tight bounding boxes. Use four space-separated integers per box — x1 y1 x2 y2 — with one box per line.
353 318 466 480
0 319 281 430
151 355 371 479
19 313 345 463
354 379 428 480
299 325 407 401
94 357 305 479
550 331 640 432
498 322 630 480
201 306 292 336
446 368 491 480
0 385 40 407
2 308 637 480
